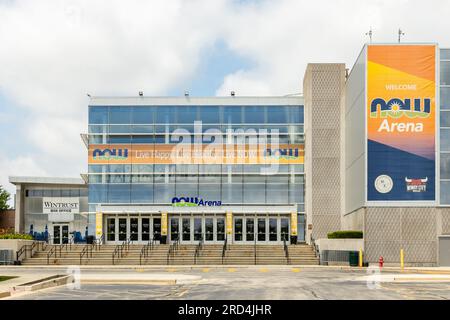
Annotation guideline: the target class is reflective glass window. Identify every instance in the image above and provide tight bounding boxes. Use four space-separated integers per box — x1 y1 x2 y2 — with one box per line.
289 106 304 124
441 87 450 110
441 153 450 179
223 106 242 123
441 111 450 127
132 106 153 124
88 184 107 203
267 106 288 123
89 106 108 124
200 106 221 123
108 184 131 203
441 129 450 151
109 107 131 124
440 181 450 204
441 49 450 60
156 106 175 124
176 106 198 123
131 184 153 203
244 106 265 124
441 61 450 86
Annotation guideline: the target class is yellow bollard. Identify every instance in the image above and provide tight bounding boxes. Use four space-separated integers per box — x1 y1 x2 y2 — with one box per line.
400 249 404 269
358 249 363 267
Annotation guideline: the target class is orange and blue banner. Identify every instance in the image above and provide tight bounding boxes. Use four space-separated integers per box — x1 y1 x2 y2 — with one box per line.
367 44 436 201
88 143 304 165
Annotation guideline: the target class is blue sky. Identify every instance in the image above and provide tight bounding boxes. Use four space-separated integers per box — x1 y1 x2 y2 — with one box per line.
1 0 450 204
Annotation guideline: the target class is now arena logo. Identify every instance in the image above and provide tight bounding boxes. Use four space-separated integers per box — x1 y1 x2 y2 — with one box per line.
171 197 221 207
264 148 300 160
370 98 431 119
93 148 129 160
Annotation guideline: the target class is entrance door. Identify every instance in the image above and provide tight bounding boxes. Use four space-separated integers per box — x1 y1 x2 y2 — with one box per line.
107 218 116 242
141 218 150 242
234 217 243 242
204 218 214 242
245 218 255 242
216 218 225 242
257 218 266 242
182 218 191 242
53 224 69 244
280 218 289 242
153 218 161 241
170 218 180 241
269 218 278 242
118 218 127 241
130 218 139 242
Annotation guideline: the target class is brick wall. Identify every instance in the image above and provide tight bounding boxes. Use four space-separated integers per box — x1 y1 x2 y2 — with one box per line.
0 209 15 232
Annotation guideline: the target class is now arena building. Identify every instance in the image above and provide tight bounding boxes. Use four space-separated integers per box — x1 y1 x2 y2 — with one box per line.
9 43 450 266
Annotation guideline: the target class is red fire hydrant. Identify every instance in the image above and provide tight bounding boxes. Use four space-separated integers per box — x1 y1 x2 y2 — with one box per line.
379 256 384 268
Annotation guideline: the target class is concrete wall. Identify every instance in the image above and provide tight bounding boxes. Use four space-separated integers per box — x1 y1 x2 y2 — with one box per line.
0 239 34 261
345 45 366 214
0 210 15 231
303 64 346 241
364 207 438 266
342 207 365 231
316 238 364 251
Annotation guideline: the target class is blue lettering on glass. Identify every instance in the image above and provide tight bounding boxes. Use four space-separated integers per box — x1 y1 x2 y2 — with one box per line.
171 197 221 207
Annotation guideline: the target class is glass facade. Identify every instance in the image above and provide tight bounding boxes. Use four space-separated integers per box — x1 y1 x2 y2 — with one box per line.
87 103 305 239
441 49 450 204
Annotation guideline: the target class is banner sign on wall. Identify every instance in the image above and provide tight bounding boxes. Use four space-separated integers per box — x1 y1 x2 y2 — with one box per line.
88 144 304 165
43 197 79 222
367 44 436 201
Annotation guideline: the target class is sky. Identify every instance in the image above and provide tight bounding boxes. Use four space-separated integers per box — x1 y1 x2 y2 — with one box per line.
1 0 450 205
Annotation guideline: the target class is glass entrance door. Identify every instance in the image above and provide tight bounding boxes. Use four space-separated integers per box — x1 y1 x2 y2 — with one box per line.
216 218 225 242
170 218 179 241
52 224 69 244
269 218 278 242
182 218 191 242
107 218 116 242
245 218 255 242
118 218 127 241
257 218 266 242
141 218 150 242
130 218 139 241
153 218 161 241
204 218 214 242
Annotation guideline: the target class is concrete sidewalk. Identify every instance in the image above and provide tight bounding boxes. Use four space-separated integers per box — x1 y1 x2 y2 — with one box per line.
0 272 57 298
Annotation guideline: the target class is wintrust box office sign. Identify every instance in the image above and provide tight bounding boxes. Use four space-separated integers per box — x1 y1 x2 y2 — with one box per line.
43 197 79 222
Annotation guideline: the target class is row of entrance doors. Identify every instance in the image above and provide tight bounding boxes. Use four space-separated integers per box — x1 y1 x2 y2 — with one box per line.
104 215 290 244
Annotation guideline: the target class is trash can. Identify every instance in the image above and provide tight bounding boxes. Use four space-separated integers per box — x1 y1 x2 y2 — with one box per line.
349 251 359 266
86 235 94 244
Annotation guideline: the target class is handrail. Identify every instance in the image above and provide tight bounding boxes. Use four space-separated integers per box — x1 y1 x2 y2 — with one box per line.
166 237 180 265
311 236 320 263
16 245 30 262
254 232 257 265
47 246 57 265
194 235 204 265
221 236 228 265
139 237 156 265
112 244 121 265
283 238 290 265
79 244 93 265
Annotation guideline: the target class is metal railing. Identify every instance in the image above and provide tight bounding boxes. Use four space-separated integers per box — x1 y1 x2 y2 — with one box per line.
139 238 156 265
112 237 132 265
254 233 257 265
221 236 228 265
194 235 204 265
60 235 75 253
311 236 320 264
166 237 180 265
283 238 290 265
47 246 57 265
79 244 93 265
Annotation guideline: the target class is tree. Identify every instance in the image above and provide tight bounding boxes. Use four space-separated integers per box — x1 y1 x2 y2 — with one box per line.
0 186 11 210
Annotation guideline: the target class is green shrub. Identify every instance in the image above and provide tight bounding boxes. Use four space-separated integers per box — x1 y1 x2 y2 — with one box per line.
0 233 33 240
327 231 363 239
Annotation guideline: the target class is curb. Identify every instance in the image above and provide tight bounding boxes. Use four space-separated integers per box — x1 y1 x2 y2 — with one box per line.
10 275 73 295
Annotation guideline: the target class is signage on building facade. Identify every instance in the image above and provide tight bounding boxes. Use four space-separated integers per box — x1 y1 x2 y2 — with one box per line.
171 197 222 207
367 44 436 201
43 197 79 222
88 144 304 165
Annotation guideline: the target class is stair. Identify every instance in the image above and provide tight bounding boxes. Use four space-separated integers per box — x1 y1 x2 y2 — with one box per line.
21 243 319 265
